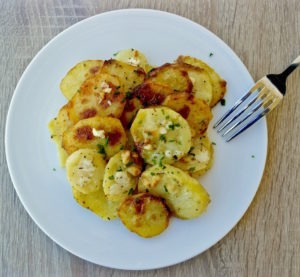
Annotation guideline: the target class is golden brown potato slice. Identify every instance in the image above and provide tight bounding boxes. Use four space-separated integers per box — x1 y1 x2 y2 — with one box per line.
48 104 74 166
132 80 175 106
103 150 142 202
118 193 170 238
162 92 212 136
146 63 193 93
66 149 106 194
67 73 125 123
114 48 153 73
130 107 192 165
100 59 146 93
177 56 227 106
72 187 119 221
60 60 103 100
62 116 126 157
174 134 214 177
119 97 144 129
138 164 210 219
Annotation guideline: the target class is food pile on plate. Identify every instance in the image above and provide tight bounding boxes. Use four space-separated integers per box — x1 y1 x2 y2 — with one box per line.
48 49 226 237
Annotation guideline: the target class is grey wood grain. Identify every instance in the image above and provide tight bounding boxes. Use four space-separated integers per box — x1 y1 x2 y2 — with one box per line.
1 0 299 276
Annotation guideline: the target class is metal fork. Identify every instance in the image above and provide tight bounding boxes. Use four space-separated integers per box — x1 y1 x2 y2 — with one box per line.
214 55 300 142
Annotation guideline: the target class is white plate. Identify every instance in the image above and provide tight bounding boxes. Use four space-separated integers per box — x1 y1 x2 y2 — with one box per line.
5 9 267 270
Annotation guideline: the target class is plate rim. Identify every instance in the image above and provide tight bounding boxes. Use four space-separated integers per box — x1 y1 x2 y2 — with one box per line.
5 8 268 270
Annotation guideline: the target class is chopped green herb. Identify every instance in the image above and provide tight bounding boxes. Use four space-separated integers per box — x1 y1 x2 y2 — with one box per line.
97 144 106 155
94 86 98 90
159 134 167 142
209 52 214 57
158 155 165 167
150 172 155 176
126 161 134 167
168 122 180 130
169 139 176 143
108 175 115 180
189 167 196 172
113 51 119 56
164 185 168 193
116 167 123 172
212 142 216 145
52 168 56 171
128 188 134 195
251 155 255 158
104 137 109 146
220 99 226 106
188 146 195 154
120 144 124 150
114 91 121 96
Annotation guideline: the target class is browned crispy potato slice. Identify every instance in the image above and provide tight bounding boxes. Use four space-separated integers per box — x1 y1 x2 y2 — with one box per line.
162 92 212 136
100 59 146 93
119 97 144 129
72 187 119 220
133 81 175 106
118 193 170 237
103 150 143 202
177 56 227 106
60 60 103 100
138 165 210 219
146 63 193 93
174 134 213 177
48 104 73 166
67 73 125 123
62 116 126 157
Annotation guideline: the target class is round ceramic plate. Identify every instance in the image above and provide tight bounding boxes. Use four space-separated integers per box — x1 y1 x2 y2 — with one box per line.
5 9 267 270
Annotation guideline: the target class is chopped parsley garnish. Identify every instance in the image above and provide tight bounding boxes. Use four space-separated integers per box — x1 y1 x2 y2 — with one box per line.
108 175 115 180
189 167 196 172
104 137 109 146
122 91 133 102
251 155 255 158
150 172 155 176
97 144 106 155
126 161 134 167
120 144 124 150
164 185 168 193
168 123 180 130
158 155 165 167
212 142 216 145
113 52 119 56
116 167 123 172
159 134 167 142
220 99 226 106
114 91 121 96
52 168 56 171
128 188 134 195
188 146 195 154
209 52 214 57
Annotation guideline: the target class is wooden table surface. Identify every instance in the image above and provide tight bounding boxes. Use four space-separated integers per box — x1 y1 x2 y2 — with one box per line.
1 0 299 276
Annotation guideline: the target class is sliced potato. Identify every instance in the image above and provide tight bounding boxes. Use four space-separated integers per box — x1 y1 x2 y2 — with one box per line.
174 134 213 177
138 164 210 219
118 193 170 238
162 92 212 136
72 187 119 220
146 63 193 93
177 56 227 106
120 97 144 129
48 104 74 166
60 60 103 100
114 48 153 72
130 107 192 165
103 150 143 202
100 59 146 93
62 116 126 157
67 73 125 123
133 81 175 106
66 149 106 194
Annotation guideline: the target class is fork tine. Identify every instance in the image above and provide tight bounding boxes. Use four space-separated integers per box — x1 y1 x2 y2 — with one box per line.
221 87 270 135
213 82 263 128
225 95 282 142
217 86 269 132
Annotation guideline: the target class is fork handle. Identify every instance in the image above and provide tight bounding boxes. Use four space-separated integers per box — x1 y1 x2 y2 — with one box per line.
280 55 300 81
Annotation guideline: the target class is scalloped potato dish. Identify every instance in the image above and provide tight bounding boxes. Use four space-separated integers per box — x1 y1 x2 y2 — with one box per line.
48 49 227 238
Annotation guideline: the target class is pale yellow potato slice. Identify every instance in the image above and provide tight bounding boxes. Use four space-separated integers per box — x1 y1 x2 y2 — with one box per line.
130 107 192 165
118 193 170 238
177 56 227 107
103 150 142 202
66 149 106 194
174 134 214 177
114 48 153 72
60 60 103 100
162 92 212 137
138 164 210 219
62 116 127 157
72 187 119 221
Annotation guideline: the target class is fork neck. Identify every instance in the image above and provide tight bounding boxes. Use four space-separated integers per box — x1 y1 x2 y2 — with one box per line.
279 55 300 81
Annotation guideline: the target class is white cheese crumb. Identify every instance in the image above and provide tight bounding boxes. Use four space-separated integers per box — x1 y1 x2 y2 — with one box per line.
143 144 152 150
76 159 95 187
174 150 183 157
107 100 112 106
121 150 131 164
165 150 172 158
100 81 112 93
92 128 105 138
127 57 140 66
195 150 209 162
159 127 167 134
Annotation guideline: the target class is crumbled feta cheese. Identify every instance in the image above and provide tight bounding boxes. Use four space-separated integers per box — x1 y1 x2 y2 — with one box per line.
174 150 183 157
100 81 112 93
107 100 112 106
127 165 141 176
159 127 167 134
195 150 209 162
121 150 131 164
127 57 140 66
114 171 131 187
76 159 95 187
143 144 152 150
92 128 105 138
165 150 172 158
